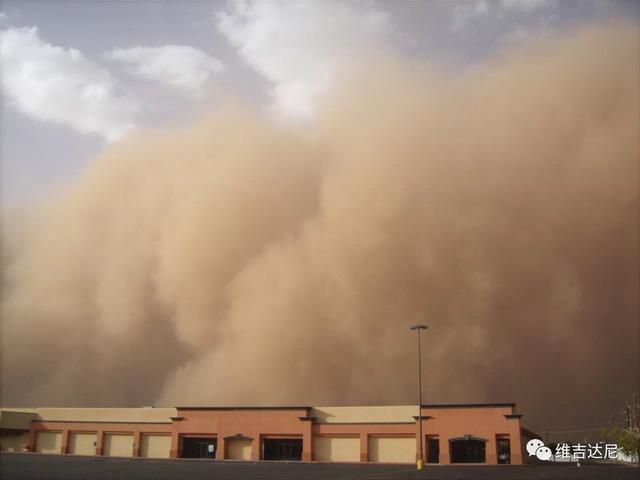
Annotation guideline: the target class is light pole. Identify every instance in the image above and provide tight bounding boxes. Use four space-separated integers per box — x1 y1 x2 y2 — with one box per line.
410 324 428 470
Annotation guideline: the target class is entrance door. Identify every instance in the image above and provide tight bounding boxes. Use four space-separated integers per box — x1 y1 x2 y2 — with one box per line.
427 437 440 463
497 438 511 464
449 439 486 463
263 438 302 461
182 437 216 459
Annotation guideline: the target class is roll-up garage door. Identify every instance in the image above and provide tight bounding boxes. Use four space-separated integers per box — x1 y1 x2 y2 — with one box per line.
103 433 133 457
226 438 252 460
368 436 415 463
35 432 62 454
314 436 360 462
141 434 171 458
68 432 96 455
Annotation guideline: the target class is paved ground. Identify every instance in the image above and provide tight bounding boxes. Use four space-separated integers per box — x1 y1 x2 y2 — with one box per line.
1 453 637 480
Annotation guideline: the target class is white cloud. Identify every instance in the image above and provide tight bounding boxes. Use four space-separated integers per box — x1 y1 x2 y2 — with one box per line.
107 45 225 96
453 0 490 31
452 0 558 31
216 0 391 119
500 0 558 13
0 26 139 141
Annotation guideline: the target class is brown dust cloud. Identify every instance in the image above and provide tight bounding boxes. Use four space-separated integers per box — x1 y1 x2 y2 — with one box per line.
1 21 638 434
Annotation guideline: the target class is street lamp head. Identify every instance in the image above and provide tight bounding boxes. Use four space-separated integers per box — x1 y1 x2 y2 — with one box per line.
410 324 428 330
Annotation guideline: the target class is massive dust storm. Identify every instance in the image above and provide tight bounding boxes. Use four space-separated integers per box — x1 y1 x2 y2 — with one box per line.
1 21 638 433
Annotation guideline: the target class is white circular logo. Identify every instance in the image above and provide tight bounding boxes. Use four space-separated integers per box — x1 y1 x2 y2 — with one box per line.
536 446 553 461
526 439 544 456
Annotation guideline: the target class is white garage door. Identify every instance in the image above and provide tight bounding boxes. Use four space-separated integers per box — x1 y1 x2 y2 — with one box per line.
314 436 360 462
104 433 133 457
226 438 252 460
141 435 171 458
368 436 415 463
68 432 97 456
0 432 29 452
35 432 62 454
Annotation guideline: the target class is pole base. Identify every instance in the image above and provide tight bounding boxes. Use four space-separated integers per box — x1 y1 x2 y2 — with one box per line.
416 459 424 470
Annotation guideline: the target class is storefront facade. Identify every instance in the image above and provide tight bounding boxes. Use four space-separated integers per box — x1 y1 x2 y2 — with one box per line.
1 403 524 464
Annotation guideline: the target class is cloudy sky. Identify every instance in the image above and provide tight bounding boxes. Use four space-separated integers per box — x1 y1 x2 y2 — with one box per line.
1 0 638 205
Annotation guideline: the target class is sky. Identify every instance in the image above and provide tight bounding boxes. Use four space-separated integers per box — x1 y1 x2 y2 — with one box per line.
2 0 638 206
1 1 639 436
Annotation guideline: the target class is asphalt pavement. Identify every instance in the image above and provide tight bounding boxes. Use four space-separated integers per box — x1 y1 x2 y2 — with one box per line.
1 452 637 480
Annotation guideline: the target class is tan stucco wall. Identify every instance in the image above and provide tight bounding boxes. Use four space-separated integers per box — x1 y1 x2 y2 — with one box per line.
35 408 176 423
10 405 416 425
314 436 360 462
0 410 38 430
312 406 416 424
0 432 30 451
141 434 171 458
0 408 38 415
36 431 62 453
104 433 134 457
68 432 97 455
226 438 252 460
368 436 415 463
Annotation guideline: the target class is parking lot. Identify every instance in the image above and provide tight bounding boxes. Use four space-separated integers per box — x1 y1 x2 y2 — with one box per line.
1 453 638 480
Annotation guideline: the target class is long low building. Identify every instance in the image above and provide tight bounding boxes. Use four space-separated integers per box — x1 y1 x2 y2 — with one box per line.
0 403 526 464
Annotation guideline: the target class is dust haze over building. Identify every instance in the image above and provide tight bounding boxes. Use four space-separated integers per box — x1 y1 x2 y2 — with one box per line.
1 3 639 439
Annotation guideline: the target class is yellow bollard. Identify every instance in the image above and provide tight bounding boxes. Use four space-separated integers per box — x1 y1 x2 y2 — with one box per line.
416 458 424 470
